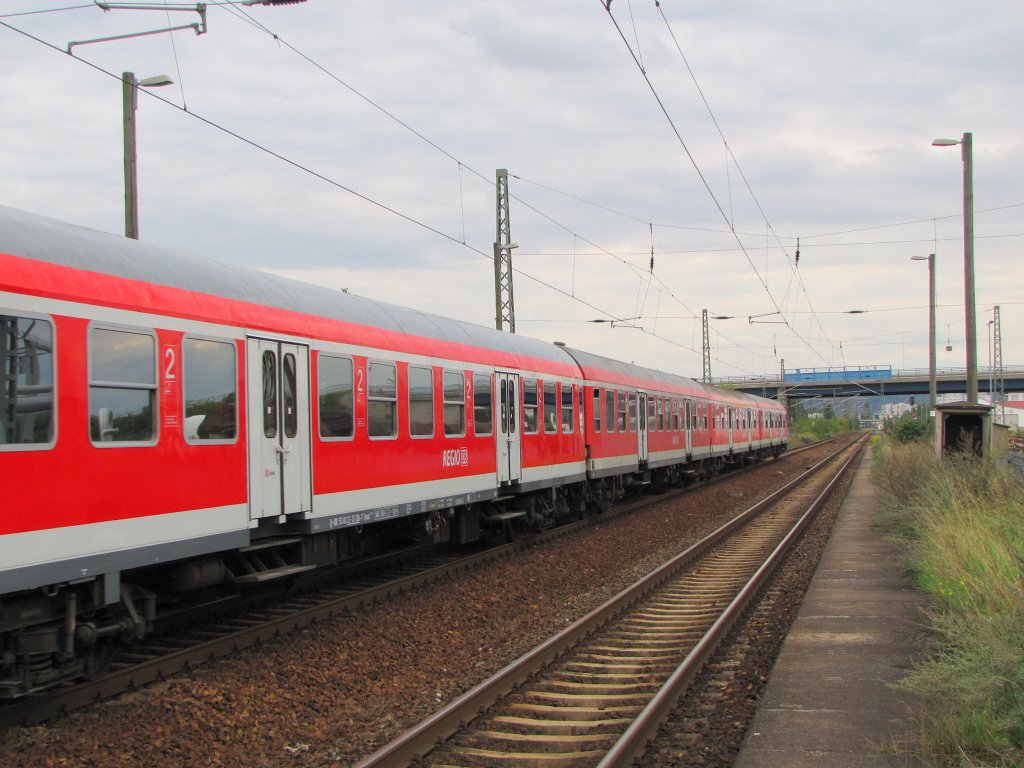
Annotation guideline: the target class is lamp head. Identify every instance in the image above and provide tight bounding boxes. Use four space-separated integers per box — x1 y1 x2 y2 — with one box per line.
138 75 173 88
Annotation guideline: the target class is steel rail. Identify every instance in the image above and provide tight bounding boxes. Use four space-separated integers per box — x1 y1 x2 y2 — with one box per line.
598 434 867 767
353 435 864 767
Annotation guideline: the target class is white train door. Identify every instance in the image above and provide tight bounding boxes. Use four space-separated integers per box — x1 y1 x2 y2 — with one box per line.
247 338 312 521
637 391 649 463
497 372 522 485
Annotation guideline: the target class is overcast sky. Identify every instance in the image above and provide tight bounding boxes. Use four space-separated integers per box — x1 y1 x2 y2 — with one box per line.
2 1 1022 384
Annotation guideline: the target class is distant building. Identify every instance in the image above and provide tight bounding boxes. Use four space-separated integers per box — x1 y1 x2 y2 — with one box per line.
880 402 913 419
994 400 1023 429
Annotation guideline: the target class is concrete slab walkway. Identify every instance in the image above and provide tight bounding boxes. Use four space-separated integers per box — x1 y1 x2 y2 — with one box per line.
734 446 926 767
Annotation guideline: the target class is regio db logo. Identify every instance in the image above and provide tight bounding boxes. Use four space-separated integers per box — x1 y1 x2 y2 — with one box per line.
442 447 470 467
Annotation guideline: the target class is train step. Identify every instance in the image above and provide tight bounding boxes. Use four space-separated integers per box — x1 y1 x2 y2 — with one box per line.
236 536 303 554
484 510 528 522
232 563 316 584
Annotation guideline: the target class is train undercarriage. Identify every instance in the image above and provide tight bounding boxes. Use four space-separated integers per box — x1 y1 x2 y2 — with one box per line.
1 446 785 701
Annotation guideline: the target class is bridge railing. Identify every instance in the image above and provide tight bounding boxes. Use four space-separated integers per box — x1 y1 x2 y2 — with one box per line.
713 365 1024 388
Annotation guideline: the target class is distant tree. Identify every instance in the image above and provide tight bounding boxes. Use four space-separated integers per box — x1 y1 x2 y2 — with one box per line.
887 413 929 443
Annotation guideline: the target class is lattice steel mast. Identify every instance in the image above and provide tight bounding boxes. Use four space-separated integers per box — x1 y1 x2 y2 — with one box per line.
701 309 711 382
993 305 1004 422
493 169 517 333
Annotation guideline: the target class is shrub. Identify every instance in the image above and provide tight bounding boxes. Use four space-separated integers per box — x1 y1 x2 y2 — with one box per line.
885 413 930 443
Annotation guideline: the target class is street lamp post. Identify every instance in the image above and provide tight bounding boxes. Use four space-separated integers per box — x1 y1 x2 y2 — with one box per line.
123 71 172 240
911 254 937 429
932 132 977 404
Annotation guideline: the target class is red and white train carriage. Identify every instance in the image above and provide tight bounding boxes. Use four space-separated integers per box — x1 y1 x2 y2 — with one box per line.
560 345 788 503
0 204 786 697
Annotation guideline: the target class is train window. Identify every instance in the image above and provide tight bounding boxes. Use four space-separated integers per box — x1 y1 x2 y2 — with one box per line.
627 393 637 432
500 379 507 435
408 365 434 438
262 351 277 438
656 398 664 432
368 361 397 438
443 370 465 436
605 390 615 433
617 391 627 432
592 388 601 433
318 355 354 439
0 314 54 448
183 338 237 443
561 384 574 433
474 373 492 436
523 379 538 434
646 396 656 432
283 353 298 439
543 381 557 434
672 400 680 431
89 326 157 445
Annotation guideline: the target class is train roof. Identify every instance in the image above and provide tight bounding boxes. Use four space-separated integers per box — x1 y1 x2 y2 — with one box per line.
0 204 576 370
558 344 783 409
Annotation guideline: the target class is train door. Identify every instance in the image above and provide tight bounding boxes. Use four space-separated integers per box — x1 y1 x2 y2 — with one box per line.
727 407 735 451
247 338 312 521
497 371 522 485
637 391 649 463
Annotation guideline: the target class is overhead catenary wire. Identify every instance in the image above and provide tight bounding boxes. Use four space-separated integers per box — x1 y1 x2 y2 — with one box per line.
654 0 839 362
10 5 1009 376
1 14 774 378
600 1 832 368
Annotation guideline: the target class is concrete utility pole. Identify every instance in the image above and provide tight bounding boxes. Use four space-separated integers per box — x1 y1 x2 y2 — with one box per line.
493 169 517 333
123 72 139 240
962 133 978 404
701 309 711 383
122 72 172 240
912 253 938 427
932 132 977 403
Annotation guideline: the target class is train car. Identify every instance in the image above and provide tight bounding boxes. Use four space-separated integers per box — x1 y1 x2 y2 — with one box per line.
561 345 788 503
0 205 591 697
0 204 787 698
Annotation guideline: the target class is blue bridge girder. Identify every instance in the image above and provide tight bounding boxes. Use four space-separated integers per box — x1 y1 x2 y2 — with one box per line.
720 366 1024 400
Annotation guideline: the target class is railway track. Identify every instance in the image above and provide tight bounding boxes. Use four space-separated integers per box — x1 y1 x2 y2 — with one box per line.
354 435 866 768
0 439 832 734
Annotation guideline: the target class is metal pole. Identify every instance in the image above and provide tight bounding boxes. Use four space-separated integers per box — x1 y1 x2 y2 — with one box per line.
987 319 993 401
701 309 711 383
493 169 515 333
927 253 937 428
122 71 139 240
962 132 977 403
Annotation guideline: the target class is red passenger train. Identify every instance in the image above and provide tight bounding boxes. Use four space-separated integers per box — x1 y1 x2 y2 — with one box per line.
0 205 788 697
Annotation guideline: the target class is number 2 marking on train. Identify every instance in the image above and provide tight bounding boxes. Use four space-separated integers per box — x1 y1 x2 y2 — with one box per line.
164 347 177 379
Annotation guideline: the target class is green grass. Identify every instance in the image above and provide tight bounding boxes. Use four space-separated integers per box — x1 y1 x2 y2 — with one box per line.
873 441 1024 766
788 415 856 447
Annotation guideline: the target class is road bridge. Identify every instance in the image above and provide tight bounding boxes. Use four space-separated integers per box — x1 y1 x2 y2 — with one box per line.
719 366 1024 400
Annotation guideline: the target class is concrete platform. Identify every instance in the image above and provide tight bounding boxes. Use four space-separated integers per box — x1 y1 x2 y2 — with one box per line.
734 446 926 767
